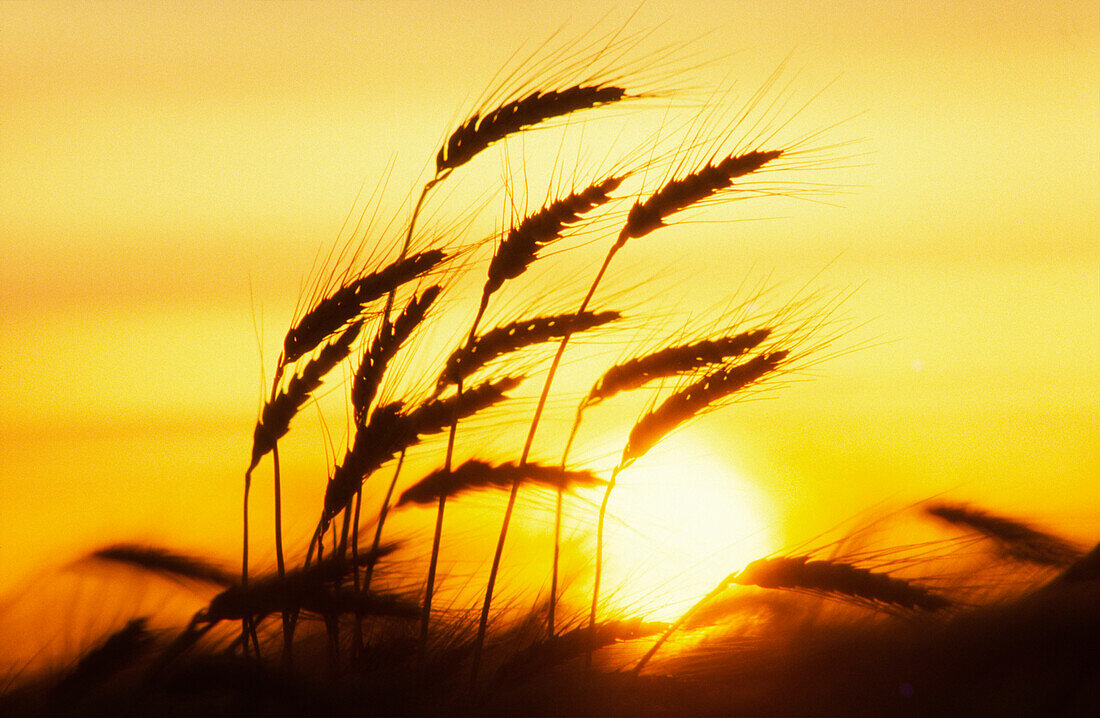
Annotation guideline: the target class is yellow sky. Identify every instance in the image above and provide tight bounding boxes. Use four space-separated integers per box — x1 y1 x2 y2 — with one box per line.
1 0 1097 609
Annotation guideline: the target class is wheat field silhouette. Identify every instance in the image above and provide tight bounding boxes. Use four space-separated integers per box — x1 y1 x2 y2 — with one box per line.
1 3 1096 716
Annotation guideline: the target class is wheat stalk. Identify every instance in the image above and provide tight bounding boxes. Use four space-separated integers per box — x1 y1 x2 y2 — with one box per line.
547 327 771 636
244 317 364 656
422 170 629 663
476 143 788 683
583 350 789 666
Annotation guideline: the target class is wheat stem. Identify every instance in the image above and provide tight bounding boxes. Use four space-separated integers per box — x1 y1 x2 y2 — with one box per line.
587 464 623 669
548 403 586 637
362 451 405 593
472 235 623 689
420 293 490 669
633 579 729 675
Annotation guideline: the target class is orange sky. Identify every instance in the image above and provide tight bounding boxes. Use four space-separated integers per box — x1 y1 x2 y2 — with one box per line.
1 1 1097 614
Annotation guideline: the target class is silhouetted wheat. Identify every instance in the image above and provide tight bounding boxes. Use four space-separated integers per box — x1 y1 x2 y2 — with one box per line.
586 329 772 406
620 150 782 243
436 311 621 392
732 555 951 612
5 18 1100 718
926 502 1082 567
281 250 445 368
396 459 605 507
89 544 235 587
248 320 366 475
623 351 788 465
352 286 442 425
437 86 628 174
484 175 627 297
321 375 524 524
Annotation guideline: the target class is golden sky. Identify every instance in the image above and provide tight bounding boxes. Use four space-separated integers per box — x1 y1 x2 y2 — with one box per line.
1 0 1097 611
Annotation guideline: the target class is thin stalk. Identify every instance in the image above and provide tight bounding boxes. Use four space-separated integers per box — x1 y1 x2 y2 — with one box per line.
632 579 729 675
365 175 441 661
587 464 623 669
471 237 626 688
241 471 252 657
350 489 363 657
272 442 292 669
363 451 406 591
419 293 490 668
548 404 586 637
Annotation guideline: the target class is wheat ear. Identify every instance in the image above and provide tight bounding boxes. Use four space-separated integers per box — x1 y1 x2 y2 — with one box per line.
351 285 442 425
247 319 365 475
732 555 951 612
281 249 444 368
587 329 772 406
320 376 524 523
436 86 627 173
436 311 621 392
396 459 604 507
205 578 417 625
619 150 783 244
484 175 626 296
89 544 235 587
926 502 1082 567
53 618 152 702
622 350 788 466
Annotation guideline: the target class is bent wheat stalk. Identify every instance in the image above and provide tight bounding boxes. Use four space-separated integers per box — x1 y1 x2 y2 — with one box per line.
588 350 789 666
549 328 772 635
474 145 785 686
244 318 364 657
423 172 626 664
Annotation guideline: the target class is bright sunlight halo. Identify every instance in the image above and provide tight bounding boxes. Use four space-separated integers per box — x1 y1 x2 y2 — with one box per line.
594 435 776 623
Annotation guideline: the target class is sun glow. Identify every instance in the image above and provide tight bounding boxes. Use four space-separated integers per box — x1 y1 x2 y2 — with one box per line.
595 435 777 623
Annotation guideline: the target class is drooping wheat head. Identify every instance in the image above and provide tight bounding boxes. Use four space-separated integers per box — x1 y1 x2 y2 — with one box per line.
731 555 951 612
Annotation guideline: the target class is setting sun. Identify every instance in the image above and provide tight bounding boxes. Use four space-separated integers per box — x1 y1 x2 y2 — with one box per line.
592 436 776 622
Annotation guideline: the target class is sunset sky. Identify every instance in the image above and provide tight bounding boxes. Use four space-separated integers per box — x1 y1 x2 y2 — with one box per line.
1 0 1096 618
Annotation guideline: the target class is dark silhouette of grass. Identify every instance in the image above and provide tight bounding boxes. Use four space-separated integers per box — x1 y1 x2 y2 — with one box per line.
2 22 1096 718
